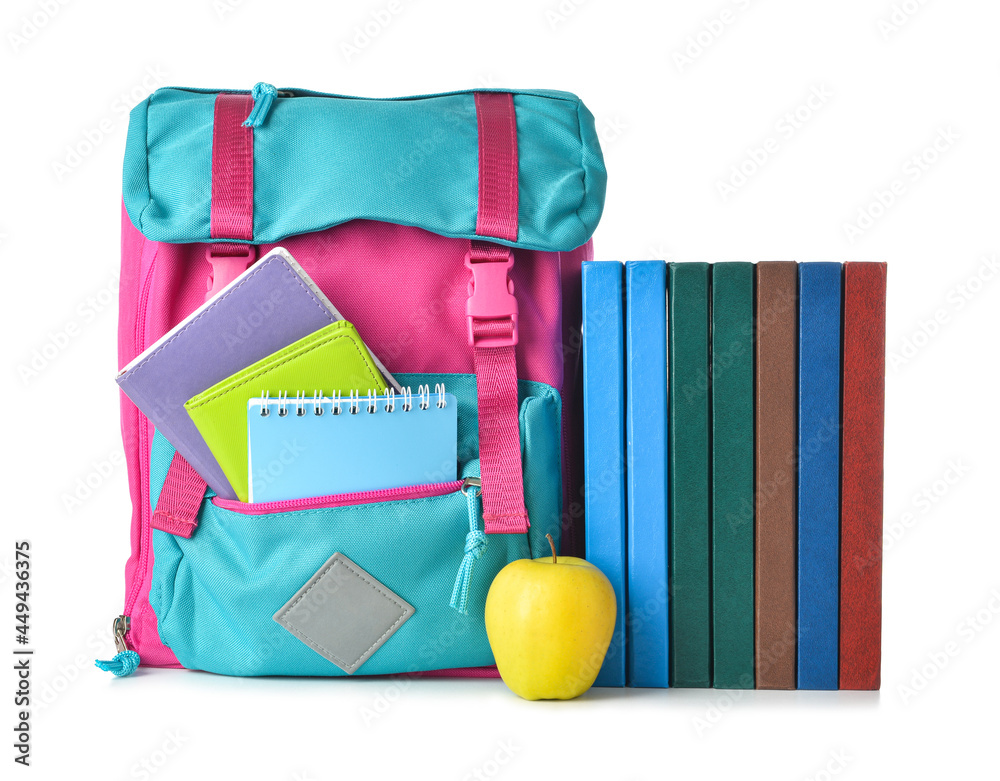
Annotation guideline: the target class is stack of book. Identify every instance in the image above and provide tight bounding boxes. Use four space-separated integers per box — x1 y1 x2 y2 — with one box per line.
582 260 886 691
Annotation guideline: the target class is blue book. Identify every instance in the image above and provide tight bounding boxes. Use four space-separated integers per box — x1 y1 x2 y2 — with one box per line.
624 261 669 688
797 263 842 690
247 390 458 502
582 261 628 687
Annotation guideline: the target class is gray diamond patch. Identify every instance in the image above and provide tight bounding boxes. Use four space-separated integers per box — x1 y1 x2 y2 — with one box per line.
273 552 414 674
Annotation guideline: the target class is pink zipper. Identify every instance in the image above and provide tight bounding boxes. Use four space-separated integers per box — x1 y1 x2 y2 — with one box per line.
123 258 156 626
212 480 465 515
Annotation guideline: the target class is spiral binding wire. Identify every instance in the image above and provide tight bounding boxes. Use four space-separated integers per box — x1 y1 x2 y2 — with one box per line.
256 385 447 417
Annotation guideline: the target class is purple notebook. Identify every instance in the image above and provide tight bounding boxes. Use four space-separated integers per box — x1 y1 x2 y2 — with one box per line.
116 247 397 500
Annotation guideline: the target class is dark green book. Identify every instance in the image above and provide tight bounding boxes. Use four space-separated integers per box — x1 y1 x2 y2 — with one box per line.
710 263 755 689
668 262 712 687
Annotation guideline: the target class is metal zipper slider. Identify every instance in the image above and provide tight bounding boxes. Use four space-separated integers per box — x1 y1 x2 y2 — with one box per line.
95 615 140 677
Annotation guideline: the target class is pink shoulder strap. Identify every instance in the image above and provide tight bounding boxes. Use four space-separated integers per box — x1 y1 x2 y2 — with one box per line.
469 92 529 534
206 92 257 300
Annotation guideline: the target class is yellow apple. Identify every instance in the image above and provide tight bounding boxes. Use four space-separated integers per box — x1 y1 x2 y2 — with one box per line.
485 534 617 700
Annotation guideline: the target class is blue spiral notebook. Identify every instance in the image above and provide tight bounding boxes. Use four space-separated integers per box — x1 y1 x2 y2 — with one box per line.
247 388 458 502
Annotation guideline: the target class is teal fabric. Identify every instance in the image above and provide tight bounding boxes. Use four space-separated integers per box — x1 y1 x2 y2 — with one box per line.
123 87 606 252
148 374 562 676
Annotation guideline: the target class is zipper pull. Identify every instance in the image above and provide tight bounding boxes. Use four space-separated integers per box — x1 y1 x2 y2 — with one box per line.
95 616 140 677
450 478 488 615
242 82 278 128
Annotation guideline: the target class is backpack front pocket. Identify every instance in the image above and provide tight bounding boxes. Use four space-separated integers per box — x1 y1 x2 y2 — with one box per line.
148 374 562 677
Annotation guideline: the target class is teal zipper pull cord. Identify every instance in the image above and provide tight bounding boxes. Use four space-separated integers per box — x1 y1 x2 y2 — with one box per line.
243 82 278 128
450 478 487 615
95 615 140 677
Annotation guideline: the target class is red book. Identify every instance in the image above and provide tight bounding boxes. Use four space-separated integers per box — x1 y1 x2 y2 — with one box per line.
839 262 887 690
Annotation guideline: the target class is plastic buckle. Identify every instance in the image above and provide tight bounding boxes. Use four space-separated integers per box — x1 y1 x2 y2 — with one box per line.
465 247 518 348
205 244 257 300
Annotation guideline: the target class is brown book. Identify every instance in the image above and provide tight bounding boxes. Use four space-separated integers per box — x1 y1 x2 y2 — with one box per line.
755 261 798 689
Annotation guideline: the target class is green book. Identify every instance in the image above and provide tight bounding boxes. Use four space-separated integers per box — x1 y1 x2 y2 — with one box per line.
668 262 712 687
711 263 755 689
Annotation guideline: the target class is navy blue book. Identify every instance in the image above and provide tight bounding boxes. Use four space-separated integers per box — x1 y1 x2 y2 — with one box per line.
582 261 628 687
797 262 842 690
624 261 669 688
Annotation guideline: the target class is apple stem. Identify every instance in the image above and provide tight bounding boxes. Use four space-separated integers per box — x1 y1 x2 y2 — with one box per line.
546 533 557 565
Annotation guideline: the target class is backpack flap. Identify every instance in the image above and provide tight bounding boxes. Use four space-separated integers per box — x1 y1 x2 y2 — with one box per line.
122 85 607 252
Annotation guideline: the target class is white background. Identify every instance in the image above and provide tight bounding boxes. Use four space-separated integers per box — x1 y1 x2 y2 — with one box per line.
3 0 998 779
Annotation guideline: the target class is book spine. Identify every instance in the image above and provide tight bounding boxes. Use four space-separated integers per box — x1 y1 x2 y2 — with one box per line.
625 261 669 687
711 262 755 689
839 262 887 690
797 263 842 690
755 261 799 690
668 262 712 687
582 261 628 688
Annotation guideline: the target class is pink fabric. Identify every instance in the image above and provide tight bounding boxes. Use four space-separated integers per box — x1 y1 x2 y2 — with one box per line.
210 94 254 242
557 241 589 556
470 92 529 533
151 453 207 538
207 94 256 298
474 92 519 242
118 218 568 668
213 480 463 515
118 204 181 668
473 332 529 533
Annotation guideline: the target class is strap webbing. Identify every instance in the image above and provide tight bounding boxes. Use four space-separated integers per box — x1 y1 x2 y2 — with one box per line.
211 93 255 242
151 453 207 538
474 92 519 242
472 92 528 534
207 93 256 299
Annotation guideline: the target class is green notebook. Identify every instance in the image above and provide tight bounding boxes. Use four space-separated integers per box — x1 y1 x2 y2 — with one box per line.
711 263 755 689
668 262 712 688
185 321 389 502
